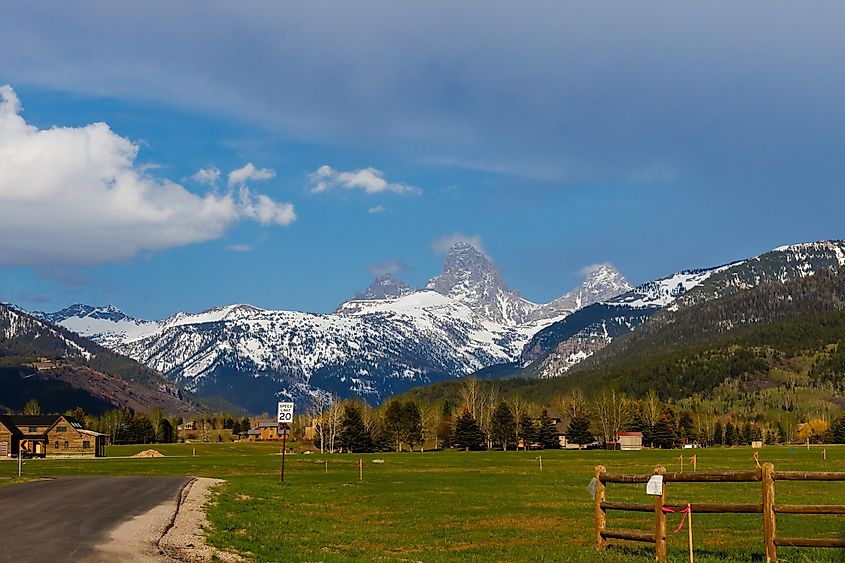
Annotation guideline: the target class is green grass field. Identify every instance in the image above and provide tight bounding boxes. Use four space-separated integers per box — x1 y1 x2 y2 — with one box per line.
2 443 844 562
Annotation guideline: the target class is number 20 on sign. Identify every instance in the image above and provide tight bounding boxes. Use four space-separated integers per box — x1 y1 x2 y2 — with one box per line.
277 401 294 424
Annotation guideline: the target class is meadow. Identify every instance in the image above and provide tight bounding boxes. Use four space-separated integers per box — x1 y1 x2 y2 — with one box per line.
2 443 844 562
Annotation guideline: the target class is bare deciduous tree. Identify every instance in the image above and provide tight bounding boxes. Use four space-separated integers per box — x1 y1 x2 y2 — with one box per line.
308 394 328 453
593 389 632 449
458 376 484 420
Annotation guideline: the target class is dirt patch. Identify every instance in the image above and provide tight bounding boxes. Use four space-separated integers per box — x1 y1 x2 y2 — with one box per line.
132 449 166 458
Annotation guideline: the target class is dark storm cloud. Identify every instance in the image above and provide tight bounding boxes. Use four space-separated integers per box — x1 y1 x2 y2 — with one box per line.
3 1 844 187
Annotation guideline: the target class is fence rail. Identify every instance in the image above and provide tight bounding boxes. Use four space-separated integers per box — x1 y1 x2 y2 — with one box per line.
593 463 845 562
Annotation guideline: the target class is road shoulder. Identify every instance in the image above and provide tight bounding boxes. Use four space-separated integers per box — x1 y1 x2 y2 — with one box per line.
92 477 240 562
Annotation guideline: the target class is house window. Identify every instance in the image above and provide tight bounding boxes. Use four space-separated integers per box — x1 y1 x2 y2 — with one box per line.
82 440 91 449
56 426 67 433
64 441 68 448
29 426 38 432
55 441 59 448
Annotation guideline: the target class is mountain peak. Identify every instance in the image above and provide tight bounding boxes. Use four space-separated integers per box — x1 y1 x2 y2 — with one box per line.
356 274 414 300
531 264 632 319
425 243 535 325
581 264 631 297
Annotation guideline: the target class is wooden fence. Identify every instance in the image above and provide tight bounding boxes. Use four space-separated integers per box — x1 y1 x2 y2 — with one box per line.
593 463 845 562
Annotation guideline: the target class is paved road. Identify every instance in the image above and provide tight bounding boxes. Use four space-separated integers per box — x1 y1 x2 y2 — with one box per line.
0 476 189 562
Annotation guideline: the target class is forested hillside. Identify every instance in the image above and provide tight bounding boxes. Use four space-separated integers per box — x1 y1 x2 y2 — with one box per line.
401 267 845 445
0 303 197 415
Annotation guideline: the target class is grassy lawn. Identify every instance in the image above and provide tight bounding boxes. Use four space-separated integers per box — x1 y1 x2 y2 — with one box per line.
2 443 844 561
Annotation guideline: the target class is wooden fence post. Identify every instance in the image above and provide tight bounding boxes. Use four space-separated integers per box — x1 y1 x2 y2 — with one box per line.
762 462 777 563
594 465 607 551
654 465 667 562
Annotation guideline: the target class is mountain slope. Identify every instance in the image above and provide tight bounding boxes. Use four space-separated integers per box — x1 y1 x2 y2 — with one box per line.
1 303 196 415
515 241 845 380
515 263 739 378
403 264 845 407
574 241 845 373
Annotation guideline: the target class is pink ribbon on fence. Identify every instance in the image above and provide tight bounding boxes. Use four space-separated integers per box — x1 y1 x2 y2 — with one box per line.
662 504 692 533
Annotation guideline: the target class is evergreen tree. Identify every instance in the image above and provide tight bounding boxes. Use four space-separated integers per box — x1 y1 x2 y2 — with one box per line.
401 401 424 451
725 421 735 446
133 413 156 444
831 415 845 444
518 413 537 447
383 400 406 451
731 423 742 446
338 402 373 452
651 411 678 449
742 423 753 445
776 421 788 444
678 411 696 444
713 421 724 446
383 400 423 451
566 413 593 448
536 409 559 449
452 409 485 451
156 418 175 443
232 420 242 435
436 401 453 448
489 401 517 450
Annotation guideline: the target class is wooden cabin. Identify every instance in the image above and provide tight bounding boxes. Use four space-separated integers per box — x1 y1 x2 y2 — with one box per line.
247 420 284 441
0 415 106 458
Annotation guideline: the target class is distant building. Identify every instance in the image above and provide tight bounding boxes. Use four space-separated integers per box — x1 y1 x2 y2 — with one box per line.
0 415 106 457
247 419 284 441
616 431 644 451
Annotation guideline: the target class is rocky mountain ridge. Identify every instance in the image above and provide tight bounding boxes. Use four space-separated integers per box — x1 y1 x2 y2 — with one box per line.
36 243 631 411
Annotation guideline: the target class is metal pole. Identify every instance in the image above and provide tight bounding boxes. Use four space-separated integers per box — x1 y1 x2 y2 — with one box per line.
281 432 287 482
18 441 22 478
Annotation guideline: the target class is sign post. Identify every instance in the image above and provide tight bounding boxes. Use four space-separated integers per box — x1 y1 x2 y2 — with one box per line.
277 402 294 482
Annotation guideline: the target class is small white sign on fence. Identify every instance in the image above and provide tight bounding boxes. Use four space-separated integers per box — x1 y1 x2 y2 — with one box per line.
646 474 664 496
587 477 598 499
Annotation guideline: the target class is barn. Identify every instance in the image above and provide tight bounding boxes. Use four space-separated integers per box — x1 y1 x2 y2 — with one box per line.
0 415 106 458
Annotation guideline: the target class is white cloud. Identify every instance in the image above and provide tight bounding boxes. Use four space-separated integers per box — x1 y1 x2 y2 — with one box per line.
578 262 613 276
228 162 276 187
368 205 387 214
310 165 421 195
430 232 487 257
0 85 296 267
226 243 253 252
191 167 221 185
368 259 406 278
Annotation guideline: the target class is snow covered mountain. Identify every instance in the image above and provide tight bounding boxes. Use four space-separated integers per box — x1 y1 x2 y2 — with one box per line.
37 243 631 411
1 302 195 415
35 304 159 348
520 264 734 377
424 243 631 325
521 240 845 379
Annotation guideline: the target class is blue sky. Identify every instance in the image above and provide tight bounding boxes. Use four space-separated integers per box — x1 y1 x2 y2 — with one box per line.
1 2 844 319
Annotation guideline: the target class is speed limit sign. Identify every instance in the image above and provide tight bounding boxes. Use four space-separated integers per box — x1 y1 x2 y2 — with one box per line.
277 401 294 425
